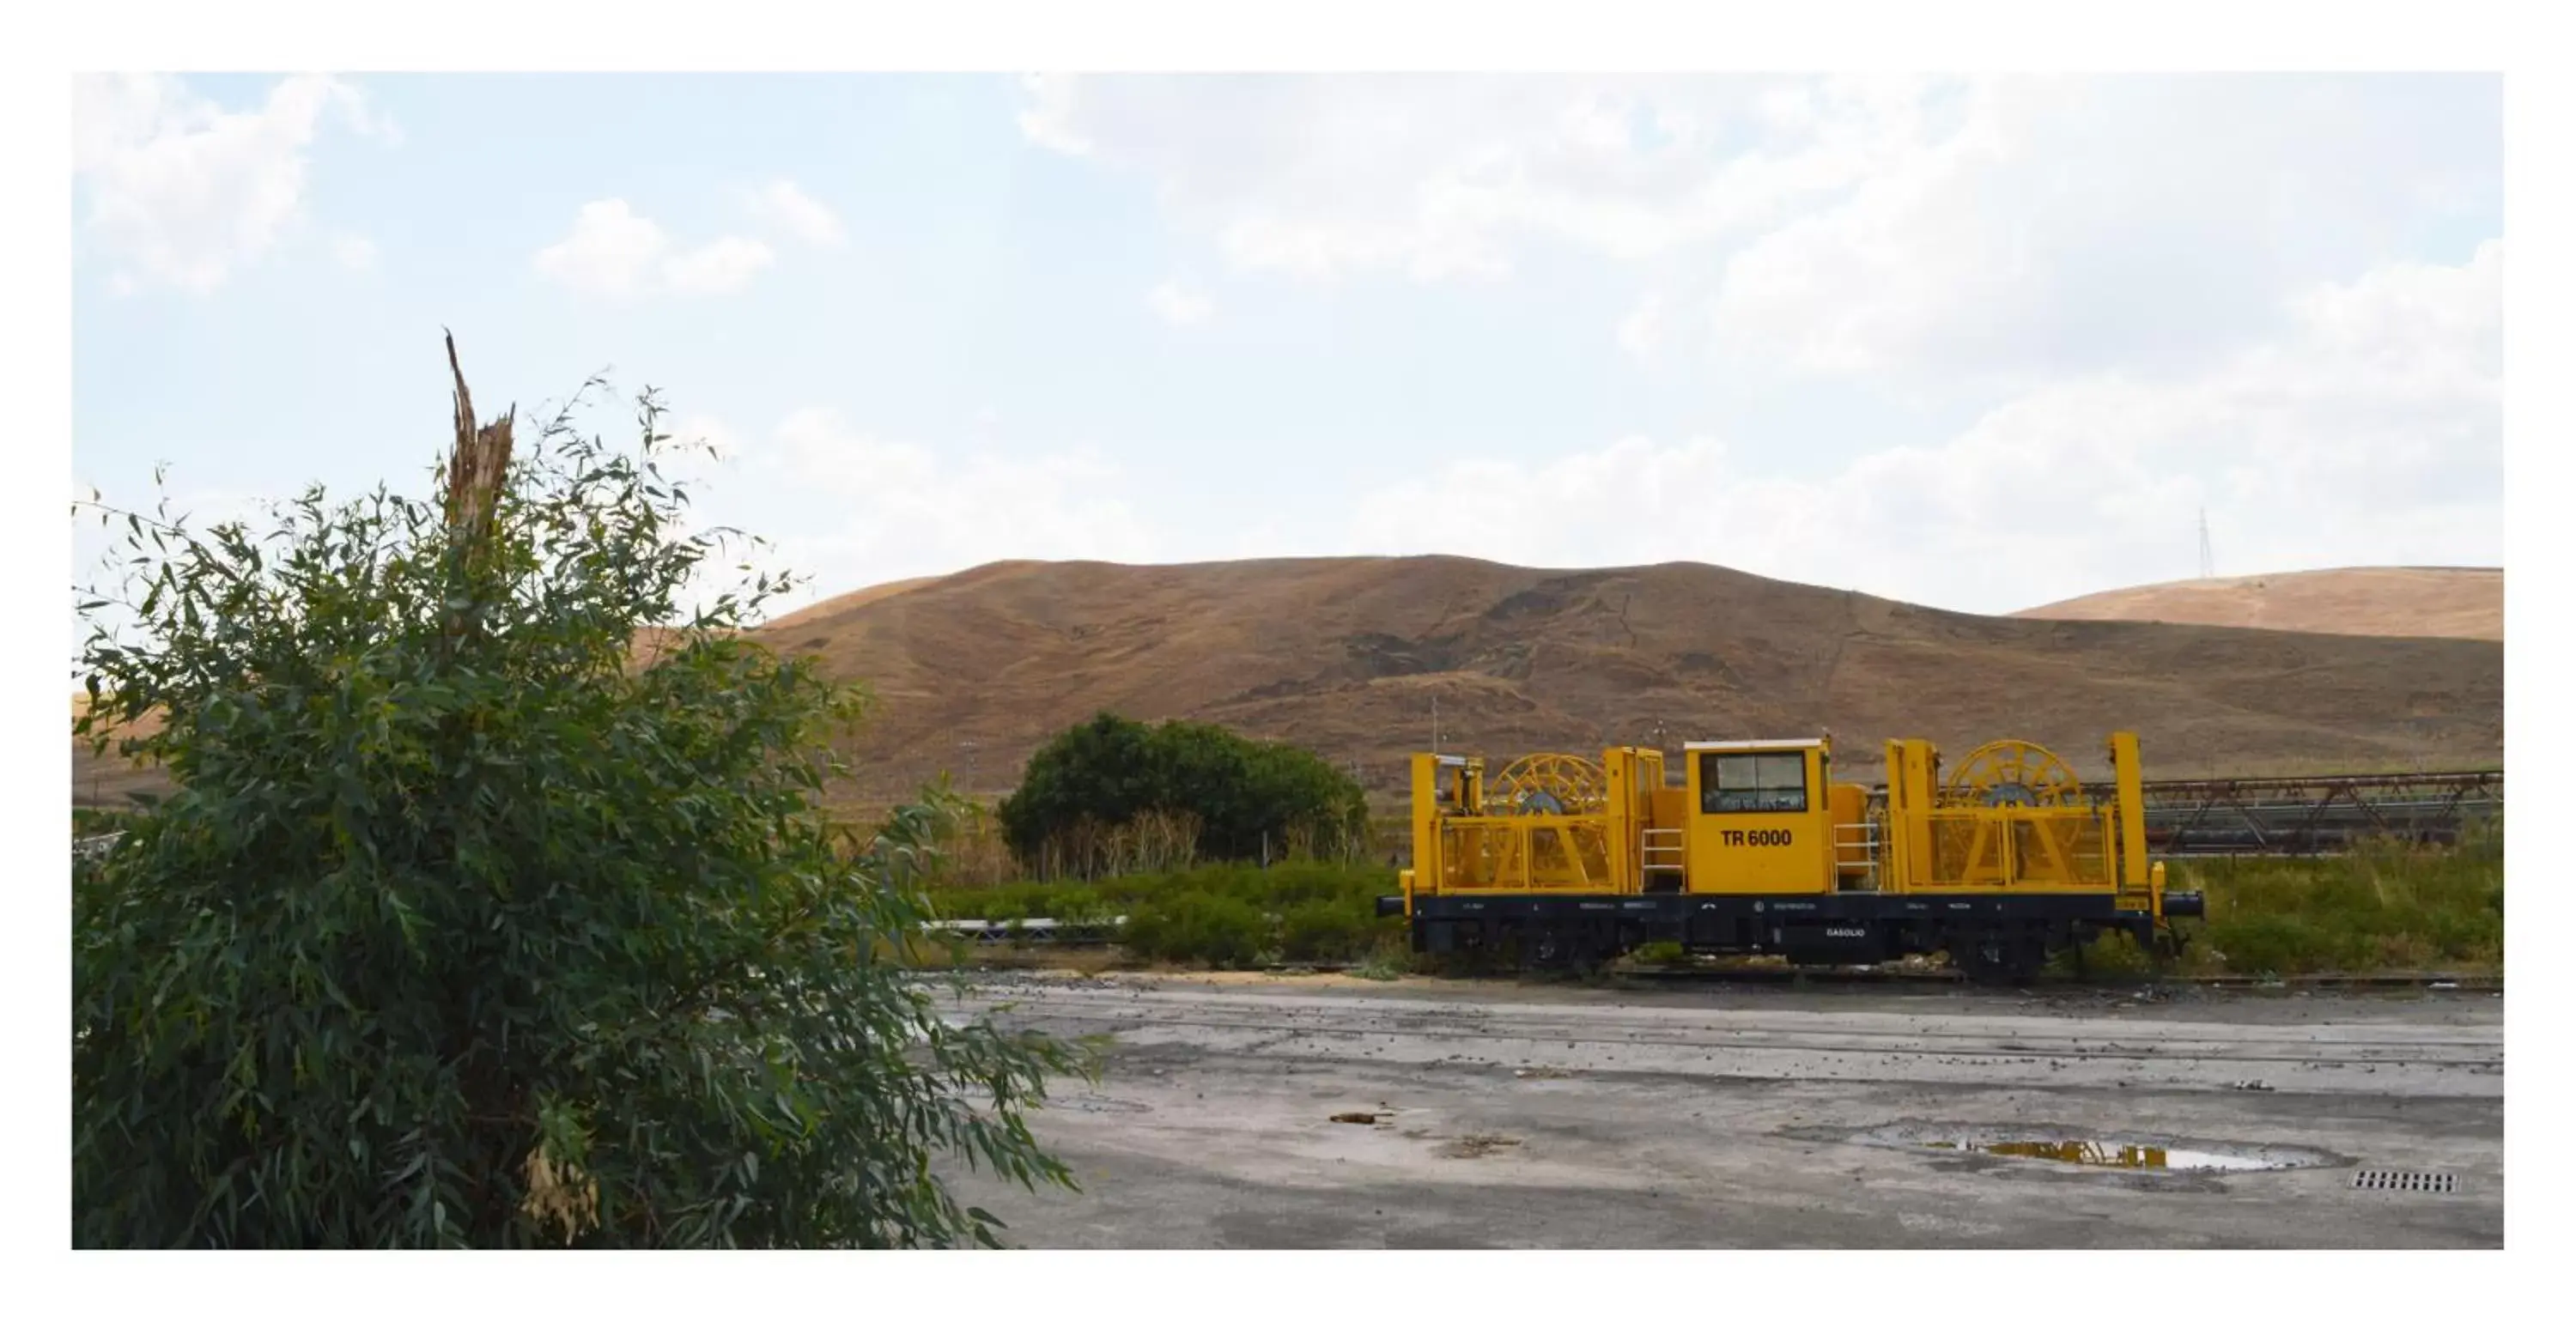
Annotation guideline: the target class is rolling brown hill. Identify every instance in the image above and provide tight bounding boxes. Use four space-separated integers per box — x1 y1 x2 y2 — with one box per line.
73 556 2505 816
755 556 2499 806
2014 567 2501 641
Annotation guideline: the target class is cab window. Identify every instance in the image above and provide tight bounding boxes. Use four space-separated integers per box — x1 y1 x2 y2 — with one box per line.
1702 751 1808 814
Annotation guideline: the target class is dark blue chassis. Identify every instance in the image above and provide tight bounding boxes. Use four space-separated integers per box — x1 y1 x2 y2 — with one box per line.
1382 890 2190 981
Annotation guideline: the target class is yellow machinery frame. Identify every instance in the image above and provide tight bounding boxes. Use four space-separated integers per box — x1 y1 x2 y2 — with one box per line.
1406 748 1665 899
1400 731 2164 921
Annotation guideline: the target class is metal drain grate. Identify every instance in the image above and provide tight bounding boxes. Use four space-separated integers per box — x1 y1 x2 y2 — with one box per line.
2351 1169 2456 1194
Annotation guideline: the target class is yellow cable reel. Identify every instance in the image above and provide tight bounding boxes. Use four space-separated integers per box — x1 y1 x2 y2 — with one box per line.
1943 739 2084 808
1485 753 1608 816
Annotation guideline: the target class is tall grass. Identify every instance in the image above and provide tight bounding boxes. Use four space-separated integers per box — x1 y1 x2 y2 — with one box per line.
925 860 1401 970
898 801 1396 888
2174 822 2503 976
1038 810 1209 881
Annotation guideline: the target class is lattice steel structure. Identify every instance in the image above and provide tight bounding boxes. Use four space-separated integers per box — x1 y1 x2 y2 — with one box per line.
2128 771 2502 856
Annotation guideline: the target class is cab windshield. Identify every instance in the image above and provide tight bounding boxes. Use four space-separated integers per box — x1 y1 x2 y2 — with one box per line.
1701 751 1808 814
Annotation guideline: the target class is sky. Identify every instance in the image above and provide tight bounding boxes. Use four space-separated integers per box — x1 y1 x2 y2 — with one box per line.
69 72 2503 622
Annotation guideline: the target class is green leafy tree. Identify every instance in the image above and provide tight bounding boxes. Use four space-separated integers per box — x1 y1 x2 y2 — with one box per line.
71 343 1075 1247
998 712 1365 866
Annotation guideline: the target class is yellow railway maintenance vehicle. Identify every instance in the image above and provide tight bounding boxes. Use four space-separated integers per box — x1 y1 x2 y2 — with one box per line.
1373 731 2204 983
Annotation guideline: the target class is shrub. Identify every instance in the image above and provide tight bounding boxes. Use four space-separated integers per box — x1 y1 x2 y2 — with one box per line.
2044 926 2156 979
2175 826 2504 976
1628 942 1690 967
1352 939 1412 981
1279 900 1375 964
998 713 1365 876
70 344 1073 1247
1121 891 1272 968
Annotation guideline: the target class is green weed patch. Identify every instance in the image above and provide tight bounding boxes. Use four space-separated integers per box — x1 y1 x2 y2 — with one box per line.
2174 828 2503 976
926 861 1401 969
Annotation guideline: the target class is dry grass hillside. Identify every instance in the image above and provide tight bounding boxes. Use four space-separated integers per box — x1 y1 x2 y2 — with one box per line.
2014 567 2501 641
74 556 2505 816
756 556 2499 807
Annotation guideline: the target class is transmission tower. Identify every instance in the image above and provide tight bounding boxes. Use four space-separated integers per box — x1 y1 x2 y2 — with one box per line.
2197 508 2215 579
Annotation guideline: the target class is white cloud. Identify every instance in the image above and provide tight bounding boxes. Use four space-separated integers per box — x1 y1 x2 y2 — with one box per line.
73 72 392 294
532 199 775 298
1015 74 1933 283
1705 76 2502 386
677 244 2495 620
661 235 775 294
700 408 1155 615
329 233 378 271
1148 281 1213 326
1016 74 1093 155
1615 293 1666 358
1021 74 2498 390
1342 243 2500 615
750 179 845 246
532 200 666 296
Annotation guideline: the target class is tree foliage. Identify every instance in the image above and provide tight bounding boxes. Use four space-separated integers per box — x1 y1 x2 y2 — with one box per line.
996 712 1366 869
71 358 1075 1247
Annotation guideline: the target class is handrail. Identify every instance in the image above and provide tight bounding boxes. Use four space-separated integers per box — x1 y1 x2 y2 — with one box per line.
1428 811 1613 893
1898 804 2117 890
1640 827 1686 872
1833 820 1881 890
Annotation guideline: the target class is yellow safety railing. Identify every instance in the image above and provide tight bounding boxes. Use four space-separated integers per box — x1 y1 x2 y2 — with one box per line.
1428 814 1613 893
1904 807 2117 890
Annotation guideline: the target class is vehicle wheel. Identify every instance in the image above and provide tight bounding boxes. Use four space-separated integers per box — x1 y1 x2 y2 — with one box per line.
1951 931 2037 986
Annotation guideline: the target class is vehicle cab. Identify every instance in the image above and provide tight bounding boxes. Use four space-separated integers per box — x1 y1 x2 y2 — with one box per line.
1681 738 1837 894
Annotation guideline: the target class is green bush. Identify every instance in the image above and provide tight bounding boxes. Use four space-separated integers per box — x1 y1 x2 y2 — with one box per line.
1122 891 1273 968
70 358 1073 1247
934 881 1110 924
998 713 1366 872
1279 900 1376 964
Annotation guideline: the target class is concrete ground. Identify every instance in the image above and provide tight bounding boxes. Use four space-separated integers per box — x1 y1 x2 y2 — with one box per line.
936 972 2503 1249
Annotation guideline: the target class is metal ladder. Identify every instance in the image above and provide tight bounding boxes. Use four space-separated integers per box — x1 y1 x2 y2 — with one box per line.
1834 820 1883 891
1640 828 1686 888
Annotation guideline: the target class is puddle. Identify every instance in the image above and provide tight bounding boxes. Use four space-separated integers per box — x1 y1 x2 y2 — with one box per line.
1921 1138 2286 1172
1842 1122 2336 1173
